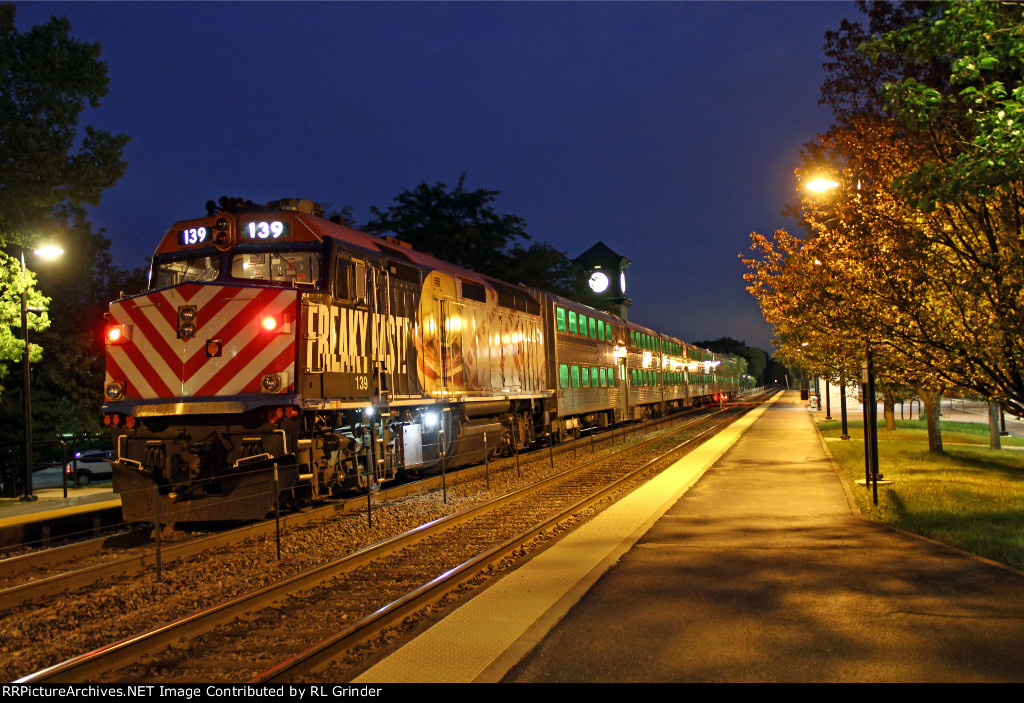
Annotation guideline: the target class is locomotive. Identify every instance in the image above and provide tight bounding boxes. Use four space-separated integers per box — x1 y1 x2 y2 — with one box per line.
102 197 739 522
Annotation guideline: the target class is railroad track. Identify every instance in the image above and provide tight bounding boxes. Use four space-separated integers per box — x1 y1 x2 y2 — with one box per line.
0 402 724 612
17 402 753 683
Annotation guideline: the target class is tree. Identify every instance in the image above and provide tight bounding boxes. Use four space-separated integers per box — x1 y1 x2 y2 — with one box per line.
691 336 769 386
746 2 1024 453
0 5 129 238
0 207 147 445
0 4 129 396
363 174 578 298
0 253 49 391
857 2 1024 414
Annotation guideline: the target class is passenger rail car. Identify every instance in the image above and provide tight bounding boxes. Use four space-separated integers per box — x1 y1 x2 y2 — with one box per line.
102 198 738 522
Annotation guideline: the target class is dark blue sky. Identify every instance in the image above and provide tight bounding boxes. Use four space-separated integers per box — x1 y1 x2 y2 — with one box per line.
14 1 859 351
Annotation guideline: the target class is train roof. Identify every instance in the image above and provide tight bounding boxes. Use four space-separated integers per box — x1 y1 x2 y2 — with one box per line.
156 198 527 294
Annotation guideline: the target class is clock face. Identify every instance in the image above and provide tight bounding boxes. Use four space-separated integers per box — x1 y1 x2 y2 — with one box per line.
588 271 610 293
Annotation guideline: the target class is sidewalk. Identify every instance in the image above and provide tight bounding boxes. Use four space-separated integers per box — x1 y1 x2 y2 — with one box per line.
499 391 1024 682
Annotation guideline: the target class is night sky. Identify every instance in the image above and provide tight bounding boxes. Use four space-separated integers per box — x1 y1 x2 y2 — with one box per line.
13 1 859 351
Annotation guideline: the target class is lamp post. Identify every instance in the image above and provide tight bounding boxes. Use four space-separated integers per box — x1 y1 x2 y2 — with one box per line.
805 176 877 498
19 245 63 502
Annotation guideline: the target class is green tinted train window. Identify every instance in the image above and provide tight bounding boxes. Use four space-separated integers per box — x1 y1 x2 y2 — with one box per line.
589 317 597 338
568 311 578 334
597 320 604 340
591 367 599 386
556 307 566 332
571 365 580 388
606 325 613 342
578 314 587 336
581 366 590 387
559 364 569 388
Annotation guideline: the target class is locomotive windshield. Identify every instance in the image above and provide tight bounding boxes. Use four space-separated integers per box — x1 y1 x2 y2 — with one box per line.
153 254 220 288
151 249 322 289
231 250 320 285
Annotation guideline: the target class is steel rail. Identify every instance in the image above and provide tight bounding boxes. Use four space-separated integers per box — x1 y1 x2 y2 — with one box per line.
251 409 745 683
16 406 740 684
0 405 718 610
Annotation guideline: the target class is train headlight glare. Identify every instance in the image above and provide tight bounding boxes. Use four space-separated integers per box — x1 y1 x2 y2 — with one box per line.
422 412 439 428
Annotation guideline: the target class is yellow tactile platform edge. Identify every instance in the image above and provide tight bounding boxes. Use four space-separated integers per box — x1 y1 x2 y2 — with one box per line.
354 394 780 683
0 498 122 529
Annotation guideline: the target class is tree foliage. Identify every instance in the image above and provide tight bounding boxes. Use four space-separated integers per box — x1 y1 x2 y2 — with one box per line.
363 174 578 298
0 207 146 445
0 5 132 440
691 336 769 386
744 1 1024 451
0 4 129 240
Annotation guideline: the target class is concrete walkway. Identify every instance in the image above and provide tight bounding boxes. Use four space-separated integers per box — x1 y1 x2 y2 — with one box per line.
502 391 1024 682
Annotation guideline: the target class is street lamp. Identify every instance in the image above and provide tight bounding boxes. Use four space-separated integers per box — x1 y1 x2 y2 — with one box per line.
19 245 63 502
804 175 880 503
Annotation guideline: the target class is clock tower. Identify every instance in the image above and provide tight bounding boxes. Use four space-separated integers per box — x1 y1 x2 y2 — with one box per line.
573 241 632 320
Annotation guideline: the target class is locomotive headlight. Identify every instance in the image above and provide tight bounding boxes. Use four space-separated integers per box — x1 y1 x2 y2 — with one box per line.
422 411 439 429
105 382 125 401
259 314 290 333
261 374 282 393
178 305 198 339
106 325 132 345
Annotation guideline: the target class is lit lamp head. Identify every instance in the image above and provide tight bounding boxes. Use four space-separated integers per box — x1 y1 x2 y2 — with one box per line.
34 245 65 259
805 178 840 193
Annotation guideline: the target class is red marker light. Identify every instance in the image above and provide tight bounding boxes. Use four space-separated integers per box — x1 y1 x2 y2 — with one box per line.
261 315 278 332
108 327 122 343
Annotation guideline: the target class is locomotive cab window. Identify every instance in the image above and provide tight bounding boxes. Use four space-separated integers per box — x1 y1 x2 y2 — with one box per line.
153 254 220 288
231 249 320 285
334 259 367 301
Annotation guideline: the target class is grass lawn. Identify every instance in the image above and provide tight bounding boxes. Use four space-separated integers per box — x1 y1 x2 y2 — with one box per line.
817 419 1024 570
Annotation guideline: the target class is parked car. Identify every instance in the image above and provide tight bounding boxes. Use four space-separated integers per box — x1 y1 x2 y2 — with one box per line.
65 449 114 486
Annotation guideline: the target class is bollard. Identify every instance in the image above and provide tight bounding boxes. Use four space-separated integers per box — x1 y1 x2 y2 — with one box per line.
274 464 281 561
483 432 490 490
548 426 554 468
153 485 162 583
512 421 521 478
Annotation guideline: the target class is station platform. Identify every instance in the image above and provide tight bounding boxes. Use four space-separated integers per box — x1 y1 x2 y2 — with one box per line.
0 488 121 549
354 391 1024 683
